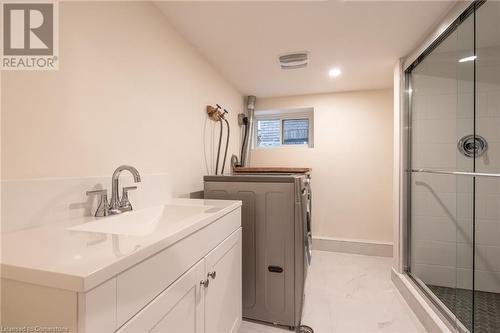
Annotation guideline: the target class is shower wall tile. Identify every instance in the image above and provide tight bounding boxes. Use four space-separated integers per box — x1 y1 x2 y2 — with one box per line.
414 76 457 96
427 193 458 218
456 218 473 244
456 155 474 173
457 94 474 119
456 193 473 220
412 191 457 219
456 268 500 293
426 93 457 120
457 117 474 134
412 267 497 293
412 216 457 243
475 245 500 272
475 178 500 194
487 91 500 117
413 119 457 144
411 173 458 193
456 243 473 270
474 270 500 293
476 94 488 118
412 143 457 169
456 268 473 290
412 240 457 267
477 117 500 142
477 78 500 94
476 219 500 246
457 177 473 194
474 66 500 294
412 96 427 120
474 149 498 172
472 178 500 293
475 193 500 220
412 264 456 288
410 191 429 216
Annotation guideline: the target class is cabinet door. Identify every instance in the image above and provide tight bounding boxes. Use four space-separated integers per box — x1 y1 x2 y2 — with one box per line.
204 228 242 333
117 259 205 333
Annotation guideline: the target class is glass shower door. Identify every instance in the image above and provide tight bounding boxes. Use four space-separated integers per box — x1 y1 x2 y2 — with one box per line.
474 2 500 332
408 2 500 332
408 6 475 331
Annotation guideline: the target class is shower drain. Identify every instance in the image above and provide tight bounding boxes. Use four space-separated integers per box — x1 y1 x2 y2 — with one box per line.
458 134 488 158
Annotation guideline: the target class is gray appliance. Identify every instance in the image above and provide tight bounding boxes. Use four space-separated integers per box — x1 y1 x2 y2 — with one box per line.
204 173 312 329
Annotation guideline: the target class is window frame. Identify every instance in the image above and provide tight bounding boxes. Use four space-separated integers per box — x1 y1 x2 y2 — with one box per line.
253 108 314 149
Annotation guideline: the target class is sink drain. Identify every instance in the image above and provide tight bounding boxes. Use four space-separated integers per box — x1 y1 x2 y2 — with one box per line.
458 134 488 158
297 325 314 333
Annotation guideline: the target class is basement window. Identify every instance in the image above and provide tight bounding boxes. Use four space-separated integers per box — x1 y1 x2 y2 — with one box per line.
254 108 314 148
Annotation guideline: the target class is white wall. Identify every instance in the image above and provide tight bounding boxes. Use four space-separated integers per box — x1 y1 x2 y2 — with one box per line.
1 2 242 197
251 89 394 243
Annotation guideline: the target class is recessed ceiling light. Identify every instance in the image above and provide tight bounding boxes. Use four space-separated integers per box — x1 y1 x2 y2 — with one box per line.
328 67 342 77
459 55 477 63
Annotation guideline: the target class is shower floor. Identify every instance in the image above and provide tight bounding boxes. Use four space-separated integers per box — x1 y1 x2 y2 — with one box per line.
428 285 500 333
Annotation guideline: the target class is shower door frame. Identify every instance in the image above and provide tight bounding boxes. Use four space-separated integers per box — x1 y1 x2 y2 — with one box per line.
402 1 486 331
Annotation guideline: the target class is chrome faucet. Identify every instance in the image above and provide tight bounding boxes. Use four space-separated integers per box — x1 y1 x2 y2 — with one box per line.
109 165 141 214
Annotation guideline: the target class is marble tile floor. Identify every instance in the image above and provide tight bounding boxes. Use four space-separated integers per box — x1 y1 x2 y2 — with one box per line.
239 251 425 333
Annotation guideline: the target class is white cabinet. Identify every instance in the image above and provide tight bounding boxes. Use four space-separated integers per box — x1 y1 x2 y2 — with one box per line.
118 229 242 333
205 230 242 333
117 259 205 333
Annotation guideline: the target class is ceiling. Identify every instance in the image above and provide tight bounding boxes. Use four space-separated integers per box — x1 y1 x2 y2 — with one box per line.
155 1 456 97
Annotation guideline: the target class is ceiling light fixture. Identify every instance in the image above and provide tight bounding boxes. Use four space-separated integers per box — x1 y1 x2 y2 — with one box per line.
328 67 342 77
459 55 477 63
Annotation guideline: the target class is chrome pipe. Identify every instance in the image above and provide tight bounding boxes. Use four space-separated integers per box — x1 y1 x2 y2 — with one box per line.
411 168 500 178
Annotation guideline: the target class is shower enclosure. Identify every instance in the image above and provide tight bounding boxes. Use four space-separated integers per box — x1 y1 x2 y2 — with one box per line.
405 1 500 332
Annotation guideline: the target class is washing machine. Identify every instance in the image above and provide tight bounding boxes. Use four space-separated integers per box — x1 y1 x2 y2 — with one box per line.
204 173 312 329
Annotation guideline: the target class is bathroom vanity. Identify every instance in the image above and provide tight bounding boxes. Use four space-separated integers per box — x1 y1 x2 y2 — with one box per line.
1 199 242 333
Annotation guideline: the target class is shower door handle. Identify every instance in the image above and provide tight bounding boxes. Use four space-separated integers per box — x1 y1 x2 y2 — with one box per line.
411 169 500 178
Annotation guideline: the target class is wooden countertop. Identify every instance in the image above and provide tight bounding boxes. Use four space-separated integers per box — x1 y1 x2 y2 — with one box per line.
233 167 311 174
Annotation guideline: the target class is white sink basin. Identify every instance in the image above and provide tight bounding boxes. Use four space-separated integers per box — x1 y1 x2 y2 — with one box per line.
68 204 214 236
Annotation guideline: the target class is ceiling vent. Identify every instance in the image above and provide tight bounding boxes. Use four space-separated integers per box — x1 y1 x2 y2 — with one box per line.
279 52 309 70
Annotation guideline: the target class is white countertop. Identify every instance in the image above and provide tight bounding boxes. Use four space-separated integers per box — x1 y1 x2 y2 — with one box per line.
1 198 241 292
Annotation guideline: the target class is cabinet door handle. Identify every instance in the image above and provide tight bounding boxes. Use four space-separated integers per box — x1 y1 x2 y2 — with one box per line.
208 271 216 280
200 279 209 288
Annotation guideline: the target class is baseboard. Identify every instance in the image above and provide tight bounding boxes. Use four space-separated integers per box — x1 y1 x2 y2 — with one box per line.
312 236 393 257
391 269 454 333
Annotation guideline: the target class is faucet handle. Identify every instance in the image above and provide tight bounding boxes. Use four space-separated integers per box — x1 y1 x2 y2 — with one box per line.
86 189 107 196
120 186 137 212
123 186 137 192
86 189 110 217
